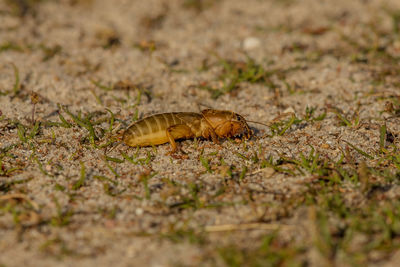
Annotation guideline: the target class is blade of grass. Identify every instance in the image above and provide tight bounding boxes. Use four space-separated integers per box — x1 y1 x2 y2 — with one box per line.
29 121 40 139
60 105 98 146
105 155 124 163
236 152 248 161
57 106 72 128
343 140 374 160
200 155 212 173
11 63 20 95
91 79 113 91
72 162 86 190
105 108 115 132
279 115 296 136
105 161 120 177
380 124 386 153
34 156 51 176
17 123 27 143
93 175 118 185
239 165 248 181
331 109 352 127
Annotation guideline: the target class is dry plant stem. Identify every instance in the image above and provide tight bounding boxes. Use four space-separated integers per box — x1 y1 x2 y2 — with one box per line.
30 91 39 125
31 103 36 124
0 193 40 210
205 223 295 232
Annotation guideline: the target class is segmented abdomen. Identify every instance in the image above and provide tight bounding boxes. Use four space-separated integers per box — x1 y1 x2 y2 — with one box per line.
123 112 201 147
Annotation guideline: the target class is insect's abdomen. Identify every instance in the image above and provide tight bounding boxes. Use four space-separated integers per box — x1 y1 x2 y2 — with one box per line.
123 113 200 147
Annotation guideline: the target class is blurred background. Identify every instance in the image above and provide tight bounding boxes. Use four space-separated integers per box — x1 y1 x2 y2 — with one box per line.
2 0 400 266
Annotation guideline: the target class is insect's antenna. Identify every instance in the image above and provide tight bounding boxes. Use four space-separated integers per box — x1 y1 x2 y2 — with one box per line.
246 120 270 127
107 141 123 153
103 122 124 153
196 102 213 111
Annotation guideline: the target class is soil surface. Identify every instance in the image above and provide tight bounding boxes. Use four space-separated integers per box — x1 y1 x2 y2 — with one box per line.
1 0 400 266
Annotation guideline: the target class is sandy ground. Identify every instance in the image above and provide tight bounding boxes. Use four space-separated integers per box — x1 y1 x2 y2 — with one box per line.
1 0 400 266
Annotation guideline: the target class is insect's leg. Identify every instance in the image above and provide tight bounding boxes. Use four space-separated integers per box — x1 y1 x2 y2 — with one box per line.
214 122 232 138
202 127 219 144
166 124 194 154
166 130 178 153
210 128 219 144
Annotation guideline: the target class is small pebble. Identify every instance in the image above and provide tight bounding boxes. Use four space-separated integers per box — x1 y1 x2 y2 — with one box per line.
321 143 330 149
283 107 295 114
135 208 144 216
243 37 261 50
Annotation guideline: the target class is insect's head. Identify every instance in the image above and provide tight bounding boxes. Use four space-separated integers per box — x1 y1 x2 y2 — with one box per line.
201 109 253 139
233 113 253 139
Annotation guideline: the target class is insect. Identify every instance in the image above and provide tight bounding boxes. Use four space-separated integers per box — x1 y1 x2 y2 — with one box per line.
123 109 253 153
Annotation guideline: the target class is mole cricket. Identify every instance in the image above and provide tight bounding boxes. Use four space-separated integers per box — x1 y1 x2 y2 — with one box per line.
122 109 260 153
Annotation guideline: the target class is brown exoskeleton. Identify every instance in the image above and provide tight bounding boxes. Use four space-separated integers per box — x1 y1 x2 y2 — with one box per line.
123 109 253 153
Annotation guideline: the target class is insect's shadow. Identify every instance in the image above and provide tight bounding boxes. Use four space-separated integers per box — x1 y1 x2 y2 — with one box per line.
250 126 261 136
